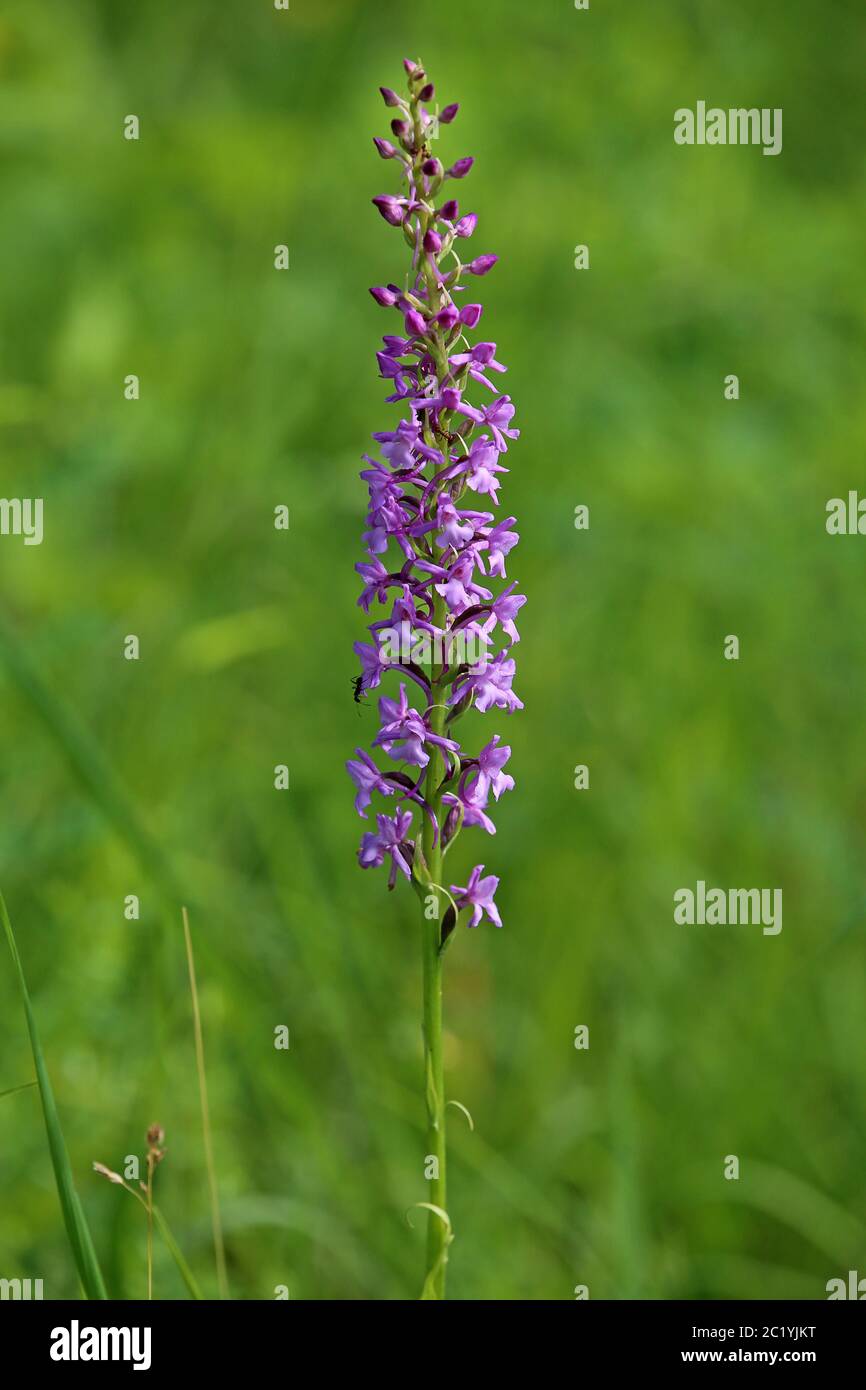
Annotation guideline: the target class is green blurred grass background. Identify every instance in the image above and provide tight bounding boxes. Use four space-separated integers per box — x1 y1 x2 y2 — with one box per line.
1 0 865 1299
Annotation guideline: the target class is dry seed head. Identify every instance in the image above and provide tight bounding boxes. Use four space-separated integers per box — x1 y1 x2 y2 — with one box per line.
92 1161 124 1185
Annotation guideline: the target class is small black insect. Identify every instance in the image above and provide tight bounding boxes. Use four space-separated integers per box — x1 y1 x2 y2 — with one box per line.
351 675 366 706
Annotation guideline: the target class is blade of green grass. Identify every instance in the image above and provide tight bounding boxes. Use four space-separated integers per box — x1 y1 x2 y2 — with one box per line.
0 1080 37 1099
1 890 108 1300
153 1205 205 1300
94 1166 205 1300
182 906 229 1299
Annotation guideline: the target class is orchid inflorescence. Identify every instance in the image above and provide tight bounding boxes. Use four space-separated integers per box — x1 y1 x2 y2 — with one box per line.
348 58 524 938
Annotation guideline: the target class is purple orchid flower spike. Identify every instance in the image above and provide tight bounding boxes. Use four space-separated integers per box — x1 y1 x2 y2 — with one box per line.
349 59 523 1301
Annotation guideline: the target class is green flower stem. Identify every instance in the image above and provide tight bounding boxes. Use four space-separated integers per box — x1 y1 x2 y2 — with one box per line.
406 64 459 1300
420 589 449 1299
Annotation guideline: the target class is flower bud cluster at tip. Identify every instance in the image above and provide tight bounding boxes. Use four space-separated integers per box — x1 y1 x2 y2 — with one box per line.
348 60 525 931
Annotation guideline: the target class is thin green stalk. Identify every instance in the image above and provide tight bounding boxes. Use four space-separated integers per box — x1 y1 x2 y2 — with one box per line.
146 1150 154 1300
410 78 456 1300
0 1080 37 1100
182 907 229 1299
152 1204 204 1300
419 595 450 1299
95 1165 205 1300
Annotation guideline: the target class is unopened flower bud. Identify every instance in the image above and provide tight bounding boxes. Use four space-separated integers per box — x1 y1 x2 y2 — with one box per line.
380 87 401 107
404 309 427 336
447 157 474 179
419 83 435 101
372 195 405 226
439 199 459 221
454 213 478 238
369 285 397 307
373 137 399 160
439 103 459 124
423 228 442 254
421 157 443 178
459 303 483 328
468 253 498 275
376 351 401 378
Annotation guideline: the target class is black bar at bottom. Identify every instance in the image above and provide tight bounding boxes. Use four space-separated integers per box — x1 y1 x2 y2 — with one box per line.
3 1297 863 1374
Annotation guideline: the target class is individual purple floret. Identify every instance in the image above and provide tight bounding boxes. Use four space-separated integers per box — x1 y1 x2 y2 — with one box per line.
450 864 503 928
347 59 523 943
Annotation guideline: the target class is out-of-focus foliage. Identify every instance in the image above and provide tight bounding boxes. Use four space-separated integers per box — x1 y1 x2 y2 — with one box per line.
1 0 864 1299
